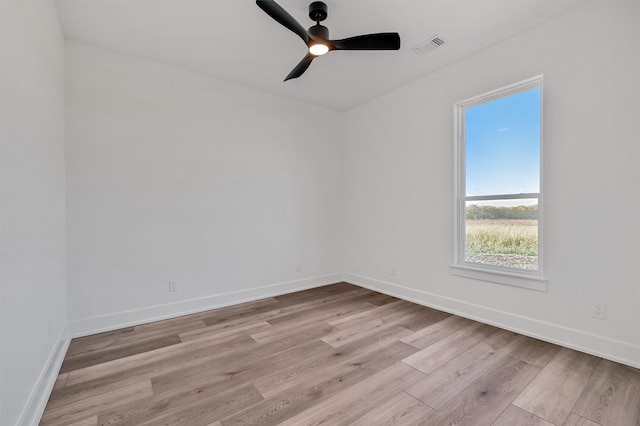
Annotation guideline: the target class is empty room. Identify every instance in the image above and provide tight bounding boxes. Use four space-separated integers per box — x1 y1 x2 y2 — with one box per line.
1 0 639 425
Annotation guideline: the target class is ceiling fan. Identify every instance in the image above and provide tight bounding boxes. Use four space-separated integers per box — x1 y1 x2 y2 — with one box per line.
256 0 401 81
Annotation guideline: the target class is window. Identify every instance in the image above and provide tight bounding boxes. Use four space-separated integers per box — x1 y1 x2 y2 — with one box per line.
452 76 545 290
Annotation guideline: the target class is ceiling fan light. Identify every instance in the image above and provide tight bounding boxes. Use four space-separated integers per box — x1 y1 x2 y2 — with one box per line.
309 43 329 56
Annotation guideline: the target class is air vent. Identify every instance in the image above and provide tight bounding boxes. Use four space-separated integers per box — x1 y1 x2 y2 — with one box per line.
430 36 445 47
412 35 446 56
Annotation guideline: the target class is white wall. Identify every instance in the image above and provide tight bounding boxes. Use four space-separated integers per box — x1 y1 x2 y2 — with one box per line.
66 42 344 333
0 0 68 424
343 0 640 367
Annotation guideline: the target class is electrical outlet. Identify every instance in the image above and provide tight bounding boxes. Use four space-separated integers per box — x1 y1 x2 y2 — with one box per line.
169 280 178 292
592 303 607 320
295 264 302 273
390 267 396 277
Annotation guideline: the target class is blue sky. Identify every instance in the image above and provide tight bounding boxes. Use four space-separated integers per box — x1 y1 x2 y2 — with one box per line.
465 87 541 200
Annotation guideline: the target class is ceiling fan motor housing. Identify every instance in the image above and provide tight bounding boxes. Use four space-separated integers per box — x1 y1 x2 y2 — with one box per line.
309 1 328 22
308 24 329 40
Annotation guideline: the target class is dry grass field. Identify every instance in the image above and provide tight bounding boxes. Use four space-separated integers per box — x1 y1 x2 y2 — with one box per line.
465 219 538 270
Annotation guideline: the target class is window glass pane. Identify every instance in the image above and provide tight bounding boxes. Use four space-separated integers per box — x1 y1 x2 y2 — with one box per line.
465 199 538 270
465 87 540 196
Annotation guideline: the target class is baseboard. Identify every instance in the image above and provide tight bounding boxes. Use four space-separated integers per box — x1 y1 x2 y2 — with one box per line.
69 273 343 338
17 324 71 426
343 272 640 369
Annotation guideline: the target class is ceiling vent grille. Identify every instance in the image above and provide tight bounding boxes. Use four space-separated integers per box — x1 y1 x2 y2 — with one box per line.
412 35 446 56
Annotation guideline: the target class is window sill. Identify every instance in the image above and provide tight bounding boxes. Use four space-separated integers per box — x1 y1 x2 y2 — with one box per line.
450 264 547 292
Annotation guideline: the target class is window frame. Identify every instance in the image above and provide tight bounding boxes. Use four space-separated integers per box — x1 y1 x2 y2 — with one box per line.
451 75 546 291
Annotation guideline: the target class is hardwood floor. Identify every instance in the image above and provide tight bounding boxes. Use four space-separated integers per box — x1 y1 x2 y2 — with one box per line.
40 283 640 426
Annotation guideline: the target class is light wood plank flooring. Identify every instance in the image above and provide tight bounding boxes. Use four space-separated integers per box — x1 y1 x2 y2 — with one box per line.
40 283 640 425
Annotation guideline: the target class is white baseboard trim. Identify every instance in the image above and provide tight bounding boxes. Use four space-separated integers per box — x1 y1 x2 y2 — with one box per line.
69 273 343 338
18 324 71 426
343 272 640 369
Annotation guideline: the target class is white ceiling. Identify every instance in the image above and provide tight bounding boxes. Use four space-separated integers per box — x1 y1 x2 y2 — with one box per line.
54 0 590 111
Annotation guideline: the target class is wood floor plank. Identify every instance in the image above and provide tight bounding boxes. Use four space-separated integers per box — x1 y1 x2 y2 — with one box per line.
150 338 332 396
48 334 258 413
271 286 369 311
253 324 414 398
63 332 256 388
250 339 344 399
513 347 600 425
67 416 98 426
178 318 273 342
349 392 434 426
219 341 419 426
402 321 499 374
66 327 136 357
40 283 640 426
400 314 474 349
320 317 385 347
276 362 425 426
327 299 424 329
393 306 452 332
322 305 450 348
263 293 374 328
98 381 262 426
249 317 337 344
424 356 540 426
40 380 153 425
571 359 640 426
562 413 602 426
354 291 400 306
134 317 207 334
146 384 261 426
509 335 562 368
198 297 282 326
320 315 416 349
62 321 320 400
185 288 370 338
271 283 362 308
52 373 68 391
405 329 525 409
64 316 202 359
60 334 182 373
326 298 444 332
269 297 375 328
64 327 192 366
492 405 555 426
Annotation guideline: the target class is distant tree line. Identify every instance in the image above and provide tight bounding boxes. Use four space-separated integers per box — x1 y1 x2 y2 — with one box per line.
466 204 538 220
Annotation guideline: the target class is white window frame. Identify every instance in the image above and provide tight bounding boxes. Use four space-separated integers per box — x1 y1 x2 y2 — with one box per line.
451 75 547 291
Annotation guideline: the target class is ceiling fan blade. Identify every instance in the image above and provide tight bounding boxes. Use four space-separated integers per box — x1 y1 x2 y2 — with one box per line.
331 33 400 51
284 54 314 81
256 0 310 44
